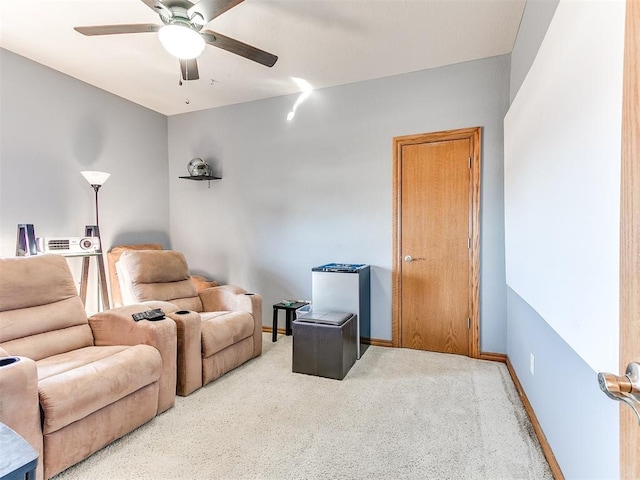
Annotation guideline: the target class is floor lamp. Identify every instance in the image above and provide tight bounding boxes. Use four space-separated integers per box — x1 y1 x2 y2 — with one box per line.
80 171 111 311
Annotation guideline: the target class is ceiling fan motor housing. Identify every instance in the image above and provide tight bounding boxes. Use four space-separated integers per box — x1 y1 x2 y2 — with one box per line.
159 5 204 31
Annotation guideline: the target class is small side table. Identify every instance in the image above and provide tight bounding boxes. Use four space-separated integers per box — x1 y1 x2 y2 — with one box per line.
0 422 38 480
272 302 309 342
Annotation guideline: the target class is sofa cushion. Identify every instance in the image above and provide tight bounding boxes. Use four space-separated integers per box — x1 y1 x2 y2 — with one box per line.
161 296 203 313
1 324 94 362
0 255 91 359
0 255 81 311
200 311 254 358
107 244 163 308
118 250 203 311
131 280 201 309
120 250 191 284
37 344 162 434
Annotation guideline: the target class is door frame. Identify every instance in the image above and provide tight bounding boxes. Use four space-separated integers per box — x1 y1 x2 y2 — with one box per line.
620 0 639 477
392 127 481 358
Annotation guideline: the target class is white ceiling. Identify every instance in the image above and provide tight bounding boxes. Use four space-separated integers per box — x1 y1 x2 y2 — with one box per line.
0 0 526 116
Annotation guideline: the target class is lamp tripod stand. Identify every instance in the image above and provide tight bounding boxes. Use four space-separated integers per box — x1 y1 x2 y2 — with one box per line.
79 225 110 311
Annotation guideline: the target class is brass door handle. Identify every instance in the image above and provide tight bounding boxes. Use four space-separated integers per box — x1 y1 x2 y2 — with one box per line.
598 362 640 423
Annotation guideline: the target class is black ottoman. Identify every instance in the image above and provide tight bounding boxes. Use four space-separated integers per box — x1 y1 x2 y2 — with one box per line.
292 311 357 380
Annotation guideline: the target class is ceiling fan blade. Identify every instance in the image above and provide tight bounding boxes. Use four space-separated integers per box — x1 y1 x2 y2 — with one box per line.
188 0 244 24
139 0 170 13
179 58 200 81
202 30 278 67
74 24 160 36
139 0 175 21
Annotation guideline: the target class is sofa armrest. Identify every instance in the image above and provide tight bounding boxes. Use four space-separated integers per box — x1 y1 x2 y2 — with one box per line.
0 356 44 480
245 293 263 358
190 275 219 291
165 310 203 396
199 284 248 311
199 287 263 358
88 302 178 414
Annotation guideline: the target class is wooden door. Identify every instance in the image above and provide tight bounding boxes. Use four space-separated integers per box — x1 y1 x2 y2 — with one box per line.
620 0 639 477
392 127 481 357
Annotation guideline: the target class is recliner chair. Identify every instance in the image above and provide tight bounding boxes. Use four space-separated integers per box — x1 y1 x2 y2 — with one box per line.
0 254 177 479
117 249 262 396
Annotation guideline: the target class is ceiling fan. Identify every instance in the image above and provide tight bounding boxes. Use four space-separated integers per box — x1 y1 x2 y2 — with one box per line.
74 0 278 81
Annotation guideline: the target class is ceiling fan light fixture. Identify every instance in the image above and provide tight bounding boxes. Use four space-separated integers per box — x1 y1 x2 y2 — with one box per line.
158 24 205 60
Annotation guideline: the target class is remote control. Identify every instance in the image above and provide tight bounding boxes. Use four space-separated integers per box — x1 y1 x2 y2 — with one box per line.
132 308 165 322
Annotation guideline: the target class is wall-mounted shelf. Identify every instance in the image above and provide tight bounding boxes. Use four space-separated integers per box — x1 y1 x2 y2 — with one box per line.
178 175 221 181
179 175 221 188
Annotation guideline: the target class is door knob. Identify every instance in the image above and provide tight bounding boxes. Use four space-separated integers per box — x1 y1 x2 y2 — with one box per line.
598 362 640 423
403 255 424 263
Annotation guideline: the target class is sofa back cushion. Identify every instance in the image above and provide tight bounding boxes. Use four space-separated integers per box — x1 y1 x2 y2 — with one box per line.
119 250 203 312
0 255 93 360
107 243 164 308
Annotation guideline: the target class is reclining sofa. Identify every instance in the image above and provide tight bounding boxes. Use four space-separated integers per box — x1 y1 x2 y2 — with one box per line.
0 254 177 479
117 249 262 396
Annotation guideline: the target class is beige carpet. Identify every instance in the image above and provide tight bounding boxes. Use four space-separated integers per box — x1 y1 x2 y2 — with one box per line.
53 334 552 480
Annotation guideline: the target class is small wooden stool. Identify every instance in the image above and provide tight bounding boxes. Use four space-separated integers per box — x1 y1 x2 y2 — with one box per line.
272 301 309 342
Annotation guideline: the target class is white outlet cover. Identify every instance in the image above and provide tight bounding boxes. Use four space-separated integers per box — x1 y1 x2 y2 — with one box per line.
530 353 535 375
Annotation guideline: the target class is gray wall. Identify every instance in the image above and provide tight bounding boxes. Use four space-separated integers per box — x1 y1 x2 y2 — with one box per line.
506 2 619 477
168 54 510 351
0 7 618 476
0 49 170 311
507 289 618 479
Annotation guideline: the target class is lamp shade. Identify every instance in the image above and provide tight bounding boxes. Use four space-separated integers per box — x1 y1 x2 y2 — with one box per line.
81 171 111 186
158 24 205 59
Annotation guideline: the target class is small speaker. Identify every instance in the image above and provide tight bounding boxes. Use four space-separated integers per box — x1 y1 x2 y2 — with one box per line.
16 224 37 256
85 225 101 239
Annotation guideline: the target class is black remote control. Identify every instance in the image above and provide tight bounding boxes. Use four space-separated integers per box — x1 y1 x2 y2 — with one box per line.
132 308 165 322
